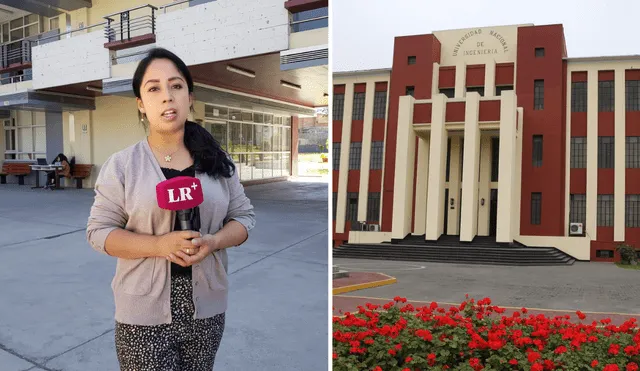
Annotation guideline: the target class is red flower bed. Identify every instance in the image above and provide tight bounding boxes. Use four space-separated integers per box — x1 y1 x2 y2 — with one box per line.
333 296 640 370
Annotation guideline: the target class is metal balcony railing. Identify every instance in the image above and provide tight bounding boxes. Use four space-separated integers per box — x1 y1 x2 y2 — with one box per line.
104 4 158 43
0 40 32 69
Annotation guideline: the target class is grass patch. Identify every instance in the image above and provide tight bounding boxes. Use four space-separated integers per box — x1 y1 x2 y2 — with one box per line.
615 262 640 270
299 153 326 163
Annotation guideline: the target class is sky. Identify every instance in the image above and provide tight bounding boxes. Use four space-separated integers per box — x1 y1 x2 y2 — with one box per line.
332 0 640 72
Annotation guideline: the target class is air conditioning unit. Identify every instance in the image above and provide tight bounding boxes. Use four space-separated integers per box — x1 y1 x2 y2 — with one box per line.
368 224 380 232
359 222 368 231
569 222 583 236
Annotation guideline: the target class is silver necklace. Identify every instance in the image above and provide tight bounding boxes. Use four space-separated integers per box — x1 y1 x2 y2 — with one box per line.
149 141 179 163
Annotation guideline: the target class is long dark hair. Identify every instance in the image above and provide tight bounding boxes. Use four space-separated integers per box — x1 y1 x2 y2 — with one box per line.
132 47 235 178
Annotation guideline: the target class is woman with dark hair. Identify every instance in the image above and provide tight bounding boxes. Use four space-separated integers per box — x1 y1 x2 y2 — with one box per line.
86 47 255 370
45 153 72 189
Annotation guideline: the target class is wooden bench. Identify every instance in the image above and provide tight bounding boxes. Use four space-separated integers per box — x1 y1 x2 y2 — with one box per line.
70 164 93 189
0 162 32 185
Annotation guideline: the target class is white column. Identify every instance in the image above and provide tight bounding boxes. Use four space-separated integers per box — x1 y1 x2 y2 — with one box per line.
496 90 517 243
460 92 481 241
413 136 430 235
484 59 496 98
586 70 598 241
425 94 448 240
432 62 440 97
513 107 524 238
614 68 626 242
455 61 467 99
447 137 462 235
357 82 376 221
391 95 416 239
477 135 492 236
335 84 354 233
564 74 572 236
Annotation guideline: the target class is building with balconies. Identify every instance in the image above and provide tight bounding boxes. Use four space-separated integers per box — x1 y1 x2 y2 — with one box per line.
0 0 328 187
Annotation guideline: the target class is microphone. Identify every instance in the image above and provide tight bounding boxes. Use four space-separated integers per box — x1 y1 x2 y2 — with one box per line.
156 176 203 232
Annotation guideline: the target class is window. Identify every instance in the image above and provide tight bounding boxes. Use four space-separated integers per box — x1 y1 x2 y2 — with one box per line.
332 143 341 170
332 93 344 121
534 80 544 110
535 47 545 57
532 135 543 167
407 56 416 65
571 81 587 112
440 88 455 98
405 86 415 97
598 136 614 168
466 86 484 96
373 91 387 119
332 192 338 220
203 104 291 181
598 80 615 112
370 141 384 170
0 15 40 44
627 137 640 168
496 85 513 96
626 195 640 227
349 142 362 170
570 137 587 168
352 92 365 120
596 250 614 258
4 111 46 160
627 80 640 111
49 17 59 31
531 193 542 225
491 137 499 182
290 6 328 32
367 193 380 222
598 195 614 227
346 192 359 224
570 194 586 226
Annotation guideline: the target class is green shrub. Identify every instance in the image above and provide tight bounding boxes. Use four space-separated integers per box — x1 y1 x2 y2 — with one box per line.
616 244 638 265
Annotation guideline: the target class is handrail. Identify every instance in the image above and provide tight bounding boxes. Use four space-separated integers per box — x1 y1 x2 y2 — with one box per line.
290 15 328 26
103 4 158 20
159 0 191 13
31 21 108 45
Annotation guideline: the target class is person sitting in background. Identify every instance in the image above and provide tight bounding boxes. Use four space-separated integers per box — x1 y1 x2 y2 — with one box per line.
45 153 72 189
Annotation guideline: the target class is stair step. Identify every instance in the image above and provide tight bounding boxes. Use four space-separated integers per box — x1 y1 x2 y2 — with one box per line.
334 252 575 265
334 251 573 262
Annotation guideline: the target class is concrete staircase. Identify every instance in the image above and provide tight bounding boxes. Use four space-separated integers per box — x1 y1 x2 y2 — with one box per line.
333 235 575 266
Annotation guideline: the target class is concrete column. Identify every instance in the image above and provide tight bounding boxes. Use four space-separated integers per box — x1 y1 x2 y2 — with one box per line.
425 94 448 240
484 59 496 98
413 136 430 235
513 107 524 238
45 111 64 186
391 95 416 239
335 83 355 234
447 137 462 235
496 90 517 243
432 62 440 98
460 92 481 241
614 68 626 242
477 135 492 236
455 61 467 99
358 82 376 221
586 69 598 241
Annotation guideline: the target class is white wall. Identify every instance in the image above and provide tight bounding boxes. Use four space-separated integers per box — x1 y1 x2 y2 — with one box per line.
32 30 111 90
155 0 289 67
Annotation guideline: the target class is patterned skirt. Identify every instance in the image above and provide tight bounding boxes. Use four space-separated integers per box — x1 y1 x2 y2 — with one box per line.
114 273 225 371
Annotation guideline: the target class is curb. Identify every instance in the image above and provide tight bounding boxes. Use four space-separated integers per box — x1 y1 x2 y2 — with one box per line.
332 273 397 295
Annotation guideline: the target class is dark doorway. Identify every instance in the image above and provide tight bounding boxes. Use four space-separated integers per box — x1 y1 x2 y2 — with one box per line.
489 189 498 236
443 188 449 235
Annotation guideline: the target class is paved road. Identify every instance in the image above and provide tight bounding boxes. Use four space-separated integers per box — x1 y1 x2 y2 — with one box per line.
333 258 640 315
0 178 328 371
